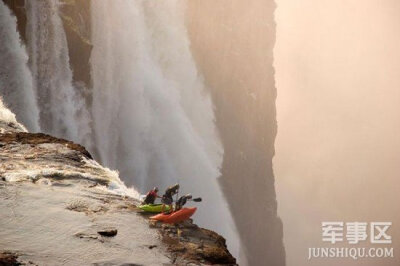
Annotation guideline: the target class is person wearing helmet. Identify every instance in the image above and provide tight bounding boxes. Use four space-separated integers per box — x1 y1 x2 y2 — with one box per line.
161 183 180 213
143 187 160 204
175 193 192 211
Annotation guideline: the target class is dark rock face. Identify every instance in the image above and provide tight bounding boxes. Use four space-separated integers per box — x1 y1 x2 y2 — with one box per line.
97 228 118 237
2 0 26 42
186 1 285 265
154 220 237 265
59 0 92 88
0 252 20 266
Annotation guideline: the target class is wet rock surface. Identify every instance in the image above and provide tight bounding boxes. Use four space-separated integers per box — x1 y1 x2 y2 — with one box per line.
154 220 237 265
0 121 236 265
0 132 92 159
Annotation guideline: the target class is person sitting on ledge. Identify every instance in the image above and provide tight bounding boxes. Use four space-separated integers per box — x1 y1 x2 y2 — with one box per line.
161 183 180 214
175 193 193 211
142 187 160 205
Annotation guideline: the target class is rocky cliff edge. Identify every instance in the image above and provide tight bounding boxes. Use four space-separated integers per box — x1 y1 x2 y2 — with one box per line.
0 99 236 266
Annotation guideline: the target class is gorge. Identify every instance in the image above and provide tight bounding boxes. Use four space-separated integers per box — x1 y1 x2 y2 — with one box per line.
0 1 285 265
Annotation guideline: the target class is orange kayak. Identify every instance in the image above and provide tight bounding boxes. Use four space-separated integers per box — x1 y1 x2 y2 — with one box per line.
150 207 197 224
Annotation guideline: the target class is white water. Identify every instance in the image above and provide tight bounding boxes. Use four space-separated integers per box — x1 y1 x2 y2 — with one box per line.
91 0 240 256
0 2 40 132
25 0 92 148
0 97 27 132
0 0 241 258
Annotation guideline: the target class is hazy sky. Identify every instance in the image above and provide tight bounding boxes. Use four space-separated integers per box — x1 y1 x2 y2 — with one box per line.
274 0 400 265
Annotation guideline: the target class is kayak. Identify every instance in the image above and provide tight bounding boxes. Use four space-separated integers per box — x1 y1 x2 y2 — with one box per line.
150 207 197 224
138 204 170 213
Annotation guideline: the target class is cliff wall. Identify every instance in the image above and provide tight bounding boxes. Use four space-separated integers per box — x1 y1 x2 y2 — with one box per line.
186 1 285 265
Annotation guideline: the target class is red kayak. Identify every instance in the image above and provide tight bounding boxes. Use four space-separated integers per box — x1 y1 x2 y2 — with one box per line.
150 207 197 224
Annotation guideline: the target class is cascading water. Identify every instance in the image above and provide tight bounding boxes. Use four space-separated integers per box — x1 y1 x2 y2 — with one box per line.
1 0 242 260
91 0 241 256
0 1 40 132
25 0 91 148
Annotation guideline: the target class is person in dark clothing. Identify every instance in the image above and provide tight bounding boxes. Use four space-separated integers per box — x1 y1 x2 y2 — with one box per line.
161 183 180 213
175 193 192 211
142 187 160 204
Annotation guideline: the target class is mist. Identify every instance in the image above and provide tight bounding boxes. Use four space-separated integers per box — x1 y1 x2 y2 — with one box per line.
186 1 284 265
274 0 400 265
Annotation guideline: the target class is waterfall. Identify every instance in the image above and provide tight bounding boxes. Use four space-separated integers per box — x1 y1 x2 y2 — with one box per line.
91 0 240 255
1 0 242 258
25 0 91 147
0 1 40 132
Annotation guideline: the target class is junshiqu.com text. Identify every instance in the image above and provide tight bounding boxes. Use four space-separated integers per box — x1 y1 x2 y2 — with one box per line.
308 247 394 260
